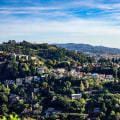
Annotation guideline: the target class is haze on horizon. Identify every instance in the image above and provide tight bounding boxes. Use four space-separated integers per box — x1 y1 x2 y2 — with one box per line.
0 0 120 48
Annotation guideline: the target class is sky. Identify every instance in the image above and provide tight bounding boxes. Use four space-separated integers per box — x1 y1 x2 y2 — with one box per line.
1 0 120 48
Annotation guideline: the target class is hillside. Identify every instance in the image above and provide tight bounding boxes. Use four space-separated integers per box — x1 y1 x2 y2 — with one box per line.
0 40 94 63
53 43 120 55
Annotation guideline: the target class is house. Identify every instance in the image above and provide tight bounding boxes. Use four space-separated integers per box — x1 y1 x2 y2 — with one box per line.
25 76 33 84
92 73 99 79
90 65 95 71
21 108 31 114
34 88 39 93
34 76 40 81
96 74 105 80
33 102 40 109
33 109 42 115
51 96 57 102
37 66 47 74
113 63 119 70
9 94 24 102
41 75 46 81
55 74 64 79
0 51 3 56
83 64 88 68
101 65 111 70
71 67 77 72
16 78 23 86
83 73 92 79
106 75 113 80
56 68 66 73
30 56 37 60
77 66 83 71
22 55 29 60
93 108 101 114
45 108 62 116
91 90 99 94
71 93 82 99
85 91 92 95
4 80 15 86
17 55 29 60
10 54 16 60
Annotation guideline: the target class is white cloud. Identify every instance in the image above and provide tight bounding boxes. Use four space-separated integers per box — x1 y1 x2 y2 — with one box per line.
0 17 120 37
1 0 120 48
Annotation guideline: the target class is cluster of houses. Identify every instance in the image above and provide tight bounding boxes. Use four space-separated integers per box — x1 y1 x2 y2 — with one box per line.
4 75 45 86
10 53 37 60
51 68 114 81
3 64 115 88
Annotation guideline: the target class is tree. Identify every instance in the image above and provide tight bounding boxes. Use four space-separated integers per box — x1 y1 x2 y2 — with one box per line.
108 110 116 120
80 81 84 92
64 81 71 89
70 60 76 67
113 69 118 80
1 116 7 120
8 112 20 120
0 94 8 103
102 103 107 113
85 80 89 89
0 104 8 115
99 112 106 120
96 117 101 120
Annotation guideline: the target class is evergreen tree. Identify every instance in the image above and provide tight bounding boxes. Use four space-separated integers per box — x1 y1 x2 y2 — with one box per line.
80 81 84 92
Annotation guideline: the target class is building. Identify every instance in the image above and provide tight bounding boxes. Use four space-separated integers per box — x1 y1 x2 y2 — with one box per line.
37 66 47 74
17 55 29 60
71 93 82 99
16 78 23 86
106 75 113 80
45 108 62 116
34 88 39 93
92 73 99 79
56 68 66 73
97 74 105 80
30 56 37 60
4 80 15 86
25 76 33 84
34 76 40 81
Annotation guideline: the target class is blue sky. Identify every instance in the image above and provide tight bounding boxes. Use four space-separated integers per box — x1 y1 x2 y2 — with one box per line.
1 0 120 48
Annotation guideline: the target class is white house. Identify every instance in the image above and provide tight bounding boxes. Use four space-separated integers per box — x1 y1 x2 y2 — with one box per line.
71 93 82 99
30 56 37 60
56 68 66 73
16 78 23 86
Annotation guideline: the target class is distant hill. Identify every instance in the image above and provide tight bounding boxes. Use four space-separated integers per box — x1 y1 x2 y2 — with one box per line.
53 43 120 55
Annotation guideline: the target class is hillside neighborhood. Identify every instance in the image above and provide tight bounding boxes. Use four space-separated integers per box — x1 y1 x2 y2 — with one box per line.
0 41 120 120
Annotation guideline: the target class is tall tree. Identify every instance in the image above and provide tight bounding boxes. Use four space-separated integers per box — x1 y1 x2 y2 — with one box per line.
80 81 84 92
85 80 89 89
